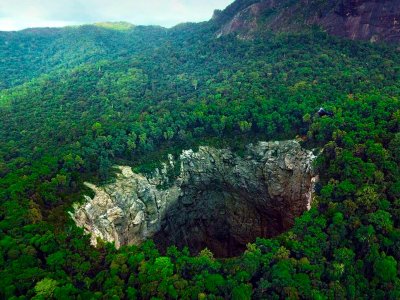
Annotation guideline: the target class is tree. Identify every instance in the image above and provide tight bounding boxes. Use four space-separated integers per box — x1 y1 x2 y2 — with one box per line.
232 284 252 300
92 122 103 137
368 210 394 232
238 121 252 133
33 278 58 299
373 255 397 283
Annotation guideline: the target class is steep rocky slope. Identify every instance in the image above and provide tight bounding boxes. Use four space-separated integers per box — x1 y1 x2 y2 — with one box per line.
72 140 317 257
214 0 400 43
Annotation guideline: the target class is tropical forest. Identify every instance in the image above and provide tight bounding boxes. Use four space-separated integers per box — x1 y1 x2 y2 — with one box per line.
0 0 400 299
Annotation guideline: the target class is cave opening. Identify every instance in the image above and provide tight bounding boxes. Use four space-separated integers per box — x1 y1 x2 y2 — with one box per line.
153 182 295 258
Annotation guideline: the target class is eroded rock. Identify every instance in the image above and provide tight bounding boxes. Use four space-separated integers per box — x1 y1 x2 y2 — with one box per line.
71 140 317 257
215 0 400 43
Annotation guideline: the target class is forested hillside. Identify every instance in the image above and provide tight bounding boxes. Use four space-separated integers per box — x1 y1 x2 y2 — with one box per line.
0 24 168 89
0 0 400 298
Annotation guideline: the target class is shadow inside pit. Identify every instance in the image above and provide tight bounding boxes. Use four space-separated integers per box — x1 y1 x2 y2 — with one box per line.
152 183 292 258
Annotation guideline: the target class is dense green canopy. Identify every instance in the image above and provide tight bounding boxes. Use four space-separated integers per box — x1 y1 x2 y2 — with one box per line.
0 19 399 299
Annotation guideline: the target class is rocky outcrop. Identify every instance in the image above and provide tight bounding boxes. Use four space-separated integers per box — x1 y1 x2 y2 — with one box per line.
215 0 400 43
71 140 317 257
319 0 400 43
215 0 280 39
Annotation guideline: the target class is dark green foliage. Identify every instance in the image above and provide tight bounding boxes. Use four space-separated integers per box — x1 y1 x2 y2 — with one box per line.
0 14 399 299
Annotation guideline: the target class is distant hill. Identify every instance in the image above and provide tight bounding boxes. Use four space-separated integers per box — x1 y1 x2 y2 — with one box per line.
1 0 399 89
0 24 168 89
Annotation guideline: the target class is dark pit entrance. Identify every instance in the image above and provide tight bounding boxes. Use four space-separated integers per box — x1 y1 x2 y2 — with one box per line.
153 183 294 258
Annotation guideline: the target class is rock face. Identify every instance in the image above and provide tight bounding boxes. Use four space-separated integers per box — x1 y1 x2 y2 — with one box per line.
319 0 400 43
215 0 280 39
71 140 317 257
214 0 400 43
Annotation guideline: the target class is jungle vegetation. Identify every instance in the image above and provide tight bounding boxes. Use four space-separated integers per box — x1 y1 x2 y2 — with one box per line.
0 9 400 300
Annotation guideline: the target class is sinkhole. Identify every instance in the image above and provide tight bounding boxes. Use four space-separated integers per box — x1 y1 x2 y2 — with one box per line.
72 140 317 258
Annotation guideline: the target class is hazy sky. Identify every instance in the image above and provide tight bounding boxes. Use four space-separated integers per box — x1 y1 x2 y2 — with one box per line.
0 0 234 31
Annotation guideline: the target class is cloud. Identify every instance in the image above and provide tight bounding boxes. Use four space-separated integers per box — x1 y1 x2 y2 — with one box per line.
0 0 234 30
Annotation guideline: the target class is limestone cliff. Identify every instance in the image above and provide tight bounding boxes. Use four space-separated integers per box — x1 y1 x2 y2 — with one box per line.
71 140 317 257
214 0 400 43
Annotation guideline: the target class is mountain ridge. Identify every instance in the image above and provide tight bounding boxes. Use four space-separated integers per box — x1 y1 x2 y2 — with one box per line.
2 0 399 44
